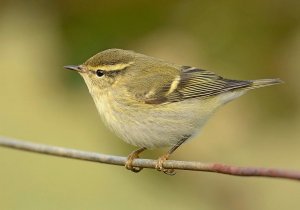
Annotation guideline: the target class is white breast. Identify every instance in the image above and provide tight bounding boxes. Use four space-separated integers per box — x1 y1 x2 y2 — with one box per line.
92 91 220 149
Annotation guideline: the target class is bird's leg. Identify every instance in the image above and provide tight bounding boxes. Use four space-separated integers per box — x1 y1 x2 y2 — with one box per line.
155 136 190 175
125 147 147 173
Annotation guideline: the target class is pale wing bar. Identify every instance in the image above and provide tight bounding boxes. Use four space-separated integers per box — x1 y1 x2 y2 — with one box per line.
166 66 252 102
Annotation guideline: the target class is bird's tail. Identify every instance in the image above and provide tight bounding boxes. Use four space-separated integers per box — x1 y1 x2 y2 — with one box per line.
248 78 283 90
218 78 283 104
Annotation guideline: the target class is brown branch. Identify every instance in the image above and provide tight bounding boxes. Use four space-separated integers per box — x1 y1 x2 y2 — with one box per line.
0 136 299 181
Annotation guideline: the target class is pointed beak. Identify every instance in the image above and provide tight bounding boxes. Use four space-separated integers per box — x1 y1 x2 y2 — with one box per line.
64 65 83 72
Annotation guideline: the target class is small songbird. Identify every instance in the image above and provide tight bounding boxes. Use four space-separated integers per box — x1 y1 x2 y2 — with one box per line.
65 49 282 175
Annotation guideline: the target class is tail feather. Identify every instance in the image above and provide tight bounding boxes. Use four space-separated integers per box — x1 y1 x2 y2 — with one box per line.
248 78 283 90
218 78 282 104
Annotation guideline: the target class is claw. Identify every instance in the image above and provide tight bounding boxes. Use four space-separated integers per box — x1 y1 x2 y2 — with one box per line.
125 154 143 173
125 147 146 173
155 154 176 176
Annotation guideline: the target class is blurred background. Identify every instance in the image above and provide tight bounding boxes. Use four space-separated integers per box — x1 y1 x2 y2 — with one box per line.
0 0 299 209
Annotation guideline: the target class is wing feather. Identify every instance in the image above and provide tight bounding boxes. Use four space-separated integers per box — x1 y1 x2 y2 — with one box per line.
127 65 252 104
163 66 252 103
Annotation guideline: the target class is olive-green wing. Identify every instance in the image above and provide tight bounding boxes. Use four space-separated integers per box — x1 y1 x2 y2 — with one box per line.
164 66 252 103
128 65 252 104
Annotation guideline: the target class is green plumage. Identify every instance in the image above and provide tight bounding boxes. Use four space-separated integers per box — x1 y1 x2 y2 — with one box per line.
130 66 261 104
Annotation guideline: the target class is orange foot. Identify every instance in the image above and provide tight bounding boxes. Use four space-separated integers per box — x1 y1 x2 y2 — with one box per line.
125 148 146 173
155 154 176 176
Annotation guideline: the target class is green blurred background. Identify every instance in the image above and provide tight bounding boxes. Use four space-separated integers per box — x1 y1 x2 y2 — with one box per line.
1 0 300 209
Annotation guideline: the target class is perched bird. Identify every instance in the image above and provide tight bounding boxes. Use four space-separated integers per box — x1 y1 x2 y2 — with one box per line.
65 49 282 175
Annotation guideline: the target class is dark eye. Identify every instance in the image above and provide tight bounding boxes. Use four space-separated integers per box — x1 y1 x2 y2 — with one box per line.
96 70 104 77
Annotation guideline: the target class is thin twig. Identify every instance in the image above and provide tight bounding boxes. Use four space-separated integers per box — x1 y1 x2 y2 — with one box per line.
0 136 299 181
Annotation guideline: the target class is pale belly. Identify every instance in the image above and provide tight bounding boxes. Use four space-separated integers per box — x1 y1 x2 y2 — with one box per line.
94 96 220 149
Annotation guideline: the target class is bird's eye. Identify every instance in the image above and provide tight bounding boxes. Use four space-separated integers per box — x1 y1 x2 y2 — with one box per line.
96 70 104 77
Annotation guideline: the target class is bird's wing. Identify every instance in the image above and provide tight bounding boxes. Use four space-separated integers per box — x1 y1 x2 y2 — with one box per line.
127 65 252 104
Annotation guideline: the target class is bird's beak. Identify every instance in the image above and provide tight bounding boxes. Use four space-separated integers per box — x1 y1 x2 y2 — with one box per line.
64 65 84 72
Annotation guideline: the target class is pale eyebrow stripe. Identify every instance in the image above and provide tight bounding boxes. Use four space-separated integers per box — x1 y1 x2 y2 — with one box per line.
87 62 134 71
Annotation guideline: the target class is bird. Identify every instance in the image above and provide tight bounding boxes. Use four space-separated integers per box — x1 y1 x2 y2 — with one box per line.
64 48 282 175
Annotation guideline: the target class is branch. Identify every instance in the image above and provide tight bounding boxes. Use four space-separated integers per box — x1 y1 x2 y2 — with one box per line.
0 136 299 181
